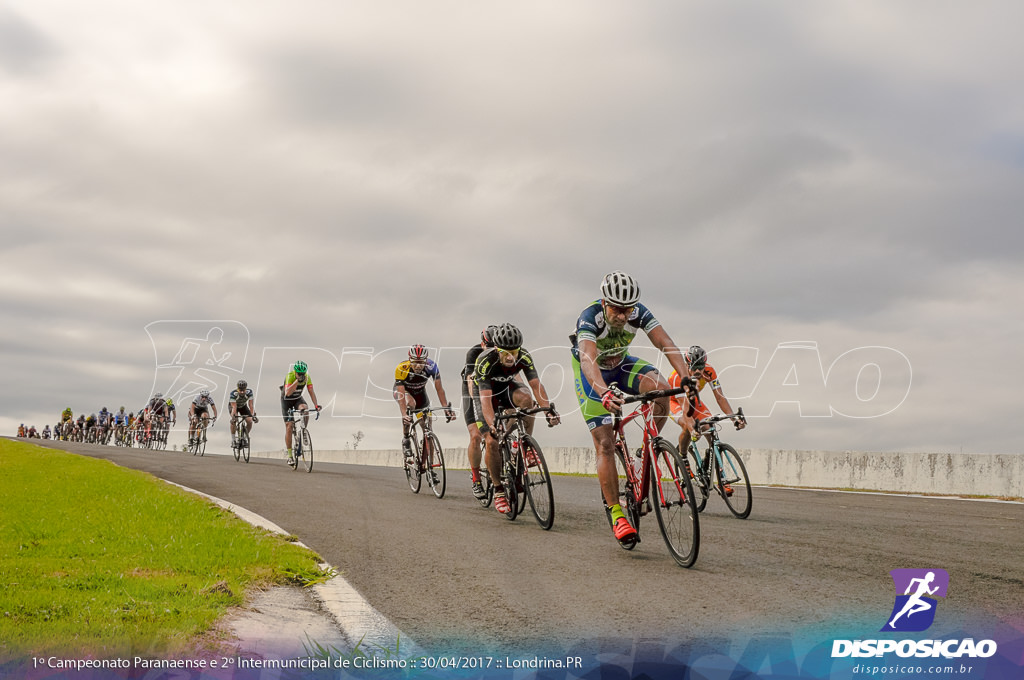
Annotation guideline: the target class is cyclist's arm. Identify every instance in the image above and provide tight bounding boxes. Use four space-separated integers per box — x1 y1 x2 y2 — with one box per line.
394 383 409 415
647 326 689 378
478 385 497 433
433 377 451 409
526 377 552 410
211 403 218 418
578 338 610 395
306 385 321 410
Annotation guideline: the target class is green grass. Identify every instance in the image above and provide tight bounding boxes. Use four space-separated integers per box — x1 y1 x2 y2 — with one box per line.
0 439 328 660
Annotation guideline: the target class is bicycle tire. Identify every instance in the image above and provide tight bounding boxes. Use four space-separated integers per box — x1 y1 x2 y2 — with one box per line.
716 443 752 519
423 433 446 498
683 442 710 512
478 469 494 508
298 429 312 472
521 434 554 530
199 427 206 457
405 435 422 493
500 442 519 521
651 438 700 568
232 423 241 462
241 430 250 463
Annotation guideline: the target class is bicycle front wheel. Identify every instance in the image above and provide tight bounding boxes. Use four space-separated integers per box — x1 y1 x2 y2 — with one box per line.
425 433 446 499
301 429 313 472
241 430 250 463
232 426 241 462
198 428 206 457
522 434 554 530
683 442 710 513
406 436 422 493
651 438 700 568
716 443 752 519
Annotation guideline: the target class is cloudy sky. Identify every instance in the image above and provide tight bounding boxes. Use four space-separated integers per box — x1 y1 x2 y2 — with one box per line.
3 1 1021 456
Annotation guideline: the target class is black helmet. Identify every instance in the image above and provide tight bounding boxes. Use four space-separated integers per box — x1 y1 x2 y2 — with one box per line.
481 324 498 346
686 345 708 372
491 323 523 351
237 379 248 390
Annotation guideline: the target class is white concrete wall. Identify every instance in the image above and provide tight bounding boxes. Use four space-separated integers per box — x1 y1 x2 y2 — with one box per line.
252 447 1023 499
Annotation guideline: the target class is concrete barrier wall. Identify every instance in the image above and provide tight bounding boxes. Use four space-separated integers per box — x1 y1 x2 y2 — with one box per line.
252 447 1023 499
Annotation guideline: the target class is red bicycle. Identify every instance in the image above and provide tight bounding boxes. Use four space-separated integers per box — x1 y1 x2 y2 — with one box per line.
608 383 701 567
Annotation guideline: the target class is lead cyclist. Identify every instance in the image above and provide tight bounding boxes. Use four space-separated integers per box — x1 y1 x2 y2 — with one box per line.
570 271 693 548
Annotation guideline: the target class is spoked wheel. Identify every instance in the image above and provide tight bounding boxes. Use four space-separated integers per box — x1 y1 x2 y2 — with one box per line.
405 437 422 493
500 443 519 521
683 443 710 512
716 443 752 519
651 438 700 568
521 434 554 530
240 431 250 463
300 429 313 472
189 430 199 455
607 441 641 550
477 469 494 507
232 426 241 462
198 428 207 457
425 433 446 499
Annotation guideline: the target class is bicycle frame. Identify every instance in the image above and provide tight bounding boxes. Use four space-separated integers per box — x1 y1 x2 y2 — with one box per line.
609 382 701 567
404 407 448 498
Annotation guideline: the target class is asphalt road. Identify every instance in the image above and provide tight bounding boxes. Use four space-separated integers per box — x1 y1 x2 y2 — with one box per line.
27 439 1024 656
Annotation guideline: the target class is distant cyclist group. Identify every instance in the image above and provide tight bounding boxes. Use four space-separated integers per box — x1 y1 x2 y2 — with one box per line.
30 271 749 564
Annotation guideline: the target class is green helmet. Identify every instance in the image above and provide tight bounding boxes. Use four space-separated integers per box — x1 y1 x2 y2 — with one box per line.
293 360 308 374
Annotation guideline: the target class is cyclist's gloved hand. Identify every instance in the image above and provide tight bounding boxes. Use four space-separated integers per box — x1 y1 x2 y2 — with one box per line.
252 416 259 424
601 387 624 413
734 415 746 430
444 407 456 423
545 406 560 427
402 413 413 426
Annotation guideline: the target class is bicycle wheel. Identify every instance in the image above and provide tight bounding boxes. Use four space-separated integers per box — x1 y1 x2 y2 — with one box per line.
198 427 206 457
478 468 494 508
241 429 250 463
500 443 519 521
716 443 752 519
425 433 446 499
521 434 554 530
232 424 241 462
301 429 313 472
683 442 710 512
405 436 422 493
651 438 700 568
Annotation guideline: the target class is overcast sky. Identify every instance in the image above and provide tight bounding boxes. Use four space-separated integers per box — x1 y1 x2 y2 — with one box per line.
3 1 1022 456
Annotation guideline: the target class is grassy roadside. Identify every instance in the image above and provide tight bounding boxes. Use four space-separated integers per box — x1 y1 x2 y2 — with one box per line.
0 439 328 660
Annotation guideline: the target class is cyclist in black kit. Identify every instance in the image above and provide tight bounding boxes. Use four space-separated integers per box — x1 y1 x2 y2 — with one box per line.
473 323 560 515
463 325 497 499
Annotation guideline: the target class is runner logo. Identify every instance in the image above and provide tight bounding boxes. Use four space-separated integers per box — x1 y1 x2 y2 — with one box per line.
882 568 948 632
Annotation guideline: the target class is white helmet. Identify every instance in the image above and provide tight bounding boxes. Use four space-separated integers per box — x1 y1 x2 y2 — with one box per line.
600 271 641 306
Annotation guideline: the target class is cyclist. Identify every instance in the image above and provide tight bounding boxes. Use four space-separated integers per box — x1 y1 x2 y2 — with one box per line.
281 361 322 467
84 413 98 440
17 424 26 437
463 326 497 499
28 425 37 438
113 407 129 444
474 323 560 515
42 424 51 439
166 398 177 427
145 393 170 439
60 407 73 440
229 379 258 448
570 271 693 548
188 390 218 446
394 345 455 463
669 345 746 495
96 407 111 443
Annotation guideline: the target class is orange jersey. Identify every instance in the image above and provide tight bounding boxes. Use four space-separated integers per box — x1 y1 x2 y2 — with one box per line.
669 365 719 418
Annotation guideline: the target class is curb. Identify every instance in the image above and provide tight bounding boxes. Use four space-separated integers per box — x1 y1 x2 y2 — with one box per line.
166 481 423 656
